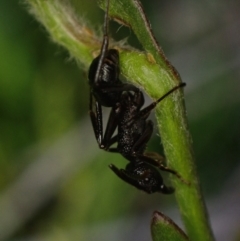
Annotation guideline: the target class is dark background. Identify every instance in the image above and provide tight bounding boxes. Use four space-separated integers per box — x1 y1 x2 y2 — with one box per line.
0 0 240 240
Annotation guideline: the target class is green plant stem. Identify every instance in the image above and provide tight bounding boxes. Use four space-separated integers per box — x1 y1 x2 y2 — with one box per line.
25 0 215 240
99 1 215 240
25 0 100 69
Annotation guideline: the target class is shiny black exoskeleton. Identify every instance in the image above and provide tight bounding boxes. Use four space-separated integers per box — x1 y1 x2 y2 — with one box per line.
105 84 186 194
88 0 185 194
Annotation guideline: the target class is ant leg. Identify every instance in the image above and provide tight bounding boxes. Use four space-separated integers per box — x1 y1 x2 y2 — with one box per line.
144 152 164 161
89 93 103 145
132 120 153 154
107 143 119 153
107 136 119 153
108 148 118 152
89 93 119 150
102 106 120 149
104 135 119 153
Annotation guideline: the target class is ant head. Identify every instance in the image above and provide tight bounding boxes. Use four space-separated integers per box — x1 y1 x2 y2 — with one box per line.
130 162 174 194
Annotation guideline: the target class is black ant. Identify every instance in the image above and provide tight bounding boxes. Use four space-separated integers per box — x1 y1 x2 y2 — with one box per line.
88 0 186 194
88 0 138 147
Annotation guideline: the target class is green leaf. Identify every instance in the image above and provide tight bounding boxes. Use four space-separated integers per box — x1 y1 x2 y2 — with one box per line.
151 211 189 241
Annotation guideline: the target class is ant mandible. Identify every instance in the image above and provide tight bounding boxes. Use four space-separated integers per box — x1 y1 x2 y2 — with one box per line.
88 0 138 147
88 0 186 194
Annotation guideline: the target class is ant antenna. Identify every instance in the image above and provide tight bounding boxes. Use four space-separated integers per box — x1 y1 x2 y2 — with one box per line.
155 82 186 105
134 83 186 119
94 0 110 84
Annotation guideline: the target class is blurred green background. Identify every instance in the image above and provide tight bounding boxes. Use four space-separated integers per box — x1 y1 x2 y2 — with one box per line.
0 0 240 240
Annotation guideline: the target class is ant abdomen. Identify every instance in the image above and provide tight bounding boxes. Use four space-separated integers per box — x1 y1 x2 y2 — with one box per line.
88 49 122 107
88 49 119 86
